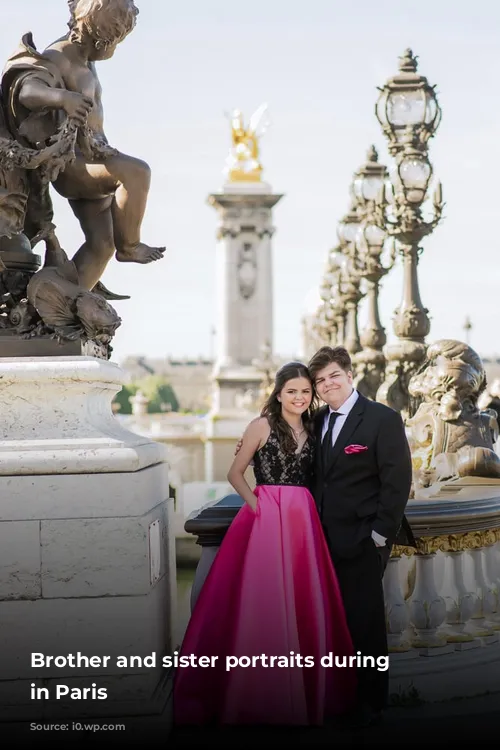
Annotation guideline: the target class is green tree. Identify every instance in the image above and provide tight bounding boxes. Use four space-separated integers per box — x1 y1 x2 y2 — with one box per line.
112 375 179 414
137 375 179 413
112 383 138 415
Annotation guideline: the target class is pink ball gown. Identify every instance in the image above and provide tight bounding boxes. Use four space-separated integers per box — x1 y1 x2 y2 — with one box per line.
173 430 357 726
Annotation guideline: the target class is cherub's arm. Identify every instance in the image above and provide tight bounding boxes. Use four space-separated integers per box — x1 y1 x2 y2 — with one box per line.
18 76 92 126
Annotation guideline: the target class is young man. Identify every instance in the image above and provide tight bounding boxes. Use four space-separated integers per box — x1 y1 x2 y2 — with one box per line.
308 346 414 727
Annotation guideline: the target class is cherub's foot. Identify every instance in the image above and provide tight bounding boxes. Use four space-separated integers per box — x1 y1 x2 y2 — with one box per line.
115 243 166 264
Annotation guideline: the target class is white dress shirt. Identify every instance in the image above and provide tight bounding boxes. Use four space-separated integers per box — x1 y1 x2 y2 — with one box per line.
322 388 386 547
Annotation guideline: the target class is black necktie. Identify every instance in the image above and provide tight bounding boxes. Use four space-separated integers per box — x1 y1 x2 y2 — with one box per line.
322 411 341 468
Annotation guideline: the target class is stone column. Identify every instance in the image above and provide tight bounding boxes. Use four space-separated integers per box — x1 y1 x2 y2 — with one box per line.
406 539 451 652
383 550 412 653
208 183 282 369
205 182 283 482
442 550 479 646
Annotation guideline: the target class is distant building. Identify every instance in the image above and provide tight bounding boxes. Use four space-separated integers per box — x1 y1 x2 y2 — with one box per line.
120 355 214 413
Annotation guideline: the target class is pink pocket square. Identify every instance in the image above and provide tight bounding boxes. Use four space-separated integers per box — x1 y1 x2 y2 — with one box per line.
344 444 368 454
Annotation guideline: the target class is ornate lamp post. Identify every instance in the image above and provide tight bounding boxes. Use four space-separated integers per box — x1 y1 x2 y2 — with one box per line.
375 48 441 157
309 246 346 353
336 201 363 356
321 247 350 347
373 49 444 417
317 274 336 345
328 247 347 346
351 146 395 399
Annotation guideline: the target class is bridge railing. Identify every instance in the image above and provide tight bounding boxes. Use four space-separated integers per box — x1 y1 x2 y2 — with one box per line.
185 491 500 658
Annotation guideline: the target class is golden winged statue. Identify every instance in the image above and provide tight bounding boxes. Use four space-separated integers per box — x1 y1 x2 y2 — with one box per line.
224 104 270 183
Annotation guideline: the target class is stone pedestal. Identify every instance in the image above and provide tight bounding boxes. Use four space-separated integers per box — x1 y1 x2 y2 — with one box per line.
0 357 176 723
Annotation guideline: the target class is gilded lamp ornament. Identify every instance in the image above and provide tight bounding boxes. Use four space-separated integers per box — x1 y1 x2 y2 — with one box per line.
373 50 444 418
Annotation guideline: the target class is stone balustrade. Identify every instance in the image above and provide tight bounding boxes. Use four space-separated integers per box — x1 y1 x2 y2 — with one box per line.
184 486 500 701
384 488 500 700
387 534 500 654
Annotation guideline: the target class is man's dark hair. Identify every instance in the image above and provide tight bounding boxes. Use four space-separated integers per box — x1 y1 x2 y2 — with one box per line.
308 346 352 381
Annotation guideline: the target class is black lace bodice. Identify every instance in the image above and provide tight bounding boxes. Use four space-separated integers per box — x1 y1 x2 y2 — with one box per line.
252 430 315 487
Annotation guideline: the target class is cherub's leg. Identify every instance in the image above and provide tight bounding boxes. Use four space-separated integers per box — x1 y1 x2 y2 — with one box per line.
68 197 115 290
108 155 165 264
54 153 165 265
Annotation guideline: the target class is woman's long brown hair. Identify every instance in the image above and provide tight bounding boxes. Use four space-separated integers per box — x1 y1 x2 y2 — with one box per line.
260 362 318 453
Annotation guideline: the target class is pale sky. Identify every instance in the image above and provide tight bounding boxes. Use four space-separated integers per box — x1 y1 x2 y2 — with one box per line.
1 1 499 364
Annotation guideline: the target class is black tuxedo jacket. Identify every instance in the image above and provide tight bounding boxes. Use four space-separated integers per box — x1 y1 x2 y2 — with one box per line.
311 392 415 558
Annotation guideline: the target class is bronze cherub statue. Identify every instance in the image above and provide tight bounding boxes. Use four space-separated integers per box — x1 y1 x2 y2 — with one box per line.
0 225 121 358
0 1 164 356
2 0 164 292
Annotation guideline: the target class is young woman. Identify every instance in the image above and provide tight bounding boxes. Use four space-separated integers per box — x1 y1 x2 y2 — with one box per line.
173 362 356 726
